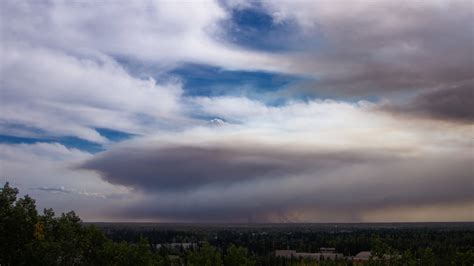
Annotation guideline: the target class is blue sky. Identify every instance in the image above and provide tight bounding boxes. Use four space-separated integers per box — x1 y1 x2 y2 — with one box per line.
220 6 308 52
0 0 472 222
0 127 134 153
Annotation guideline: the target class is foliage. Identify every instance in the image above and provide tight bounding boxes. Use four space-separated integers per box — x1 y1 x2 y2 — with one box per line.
1 182 474 266
187 242 223 266
224 244 255 266
0 182 164 266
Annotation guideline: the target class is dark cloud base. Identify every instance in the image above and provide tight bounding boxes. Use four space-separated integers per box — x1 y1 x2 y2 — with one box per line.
80 143 388 192
80 141 474 222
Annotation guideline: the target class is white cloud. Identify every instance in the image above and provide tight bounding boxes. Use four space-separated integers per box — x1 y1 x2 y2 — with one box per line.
192 96 471 153
1 44 186 142
0 0 292 142
1 0 286 71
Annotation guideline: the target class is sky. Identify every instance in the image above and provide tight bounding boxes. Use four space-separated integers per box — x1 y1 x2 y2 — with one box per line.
0 0 473 223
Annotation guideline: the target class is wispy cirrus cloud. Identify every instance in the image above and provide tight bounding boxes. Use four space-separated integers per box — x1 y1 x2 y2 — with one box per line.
34 186 72 194
33 186 108 199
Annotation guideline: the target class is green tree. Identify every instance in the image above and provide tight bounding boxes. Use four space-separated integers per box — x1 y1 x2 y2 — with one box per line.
187 242 223 266
399 250 417 266
0 182 165 266
224 244 255 266
98 237 164 266
420 247 435 266
0 182 38 265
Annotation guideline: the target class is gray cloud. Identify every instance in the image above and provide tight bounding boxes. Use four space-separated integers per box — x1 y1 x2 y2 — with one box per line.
80 140 474 222
240 0 474 124
380 82 474 122
80 143 387 192
408 83 474 122
263 1 474 97
116 155 474 222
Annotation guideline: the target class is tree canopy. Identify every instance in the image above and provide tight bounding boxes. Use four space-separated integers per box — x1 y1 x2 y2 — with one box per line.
1 182 473 266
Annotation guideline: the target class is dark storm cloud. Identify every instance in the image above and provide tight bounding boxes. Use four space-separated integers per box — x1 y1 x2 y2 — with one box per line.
111 153 474 222
409 83 474 122
80 143 388 192
381 82 474 123
80 139 473 222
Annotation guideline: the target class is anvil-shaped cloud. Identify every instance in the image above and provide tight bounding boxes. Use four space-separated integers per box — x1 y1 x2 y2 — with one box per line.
79 99 474 222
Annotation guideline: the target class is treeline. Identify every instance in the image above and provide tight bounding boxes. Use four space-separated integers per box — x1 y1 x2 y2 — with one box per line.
1 182 474 265
102 224 474 265
0 182 254 265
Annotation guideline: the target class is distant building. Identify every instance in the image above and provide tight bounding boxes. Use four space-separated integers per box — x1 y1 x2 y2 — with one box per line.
275 248 344 261
275 248 396 263
353 251 372 263
320 247 336 253
154 243 197 251
275 250 297 258
352 251 400 264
